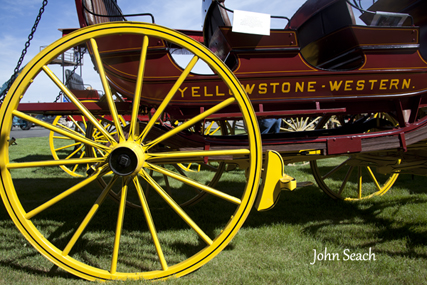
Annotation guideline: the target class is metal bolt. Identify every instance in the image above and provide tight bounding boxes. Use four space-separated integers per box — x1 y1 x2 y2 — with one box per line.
117 154 131 168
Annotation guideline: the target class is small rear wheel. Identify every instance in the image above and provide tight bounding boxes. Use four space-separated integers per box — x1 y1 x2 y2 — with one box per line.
310 154 400 200
310 113 400 200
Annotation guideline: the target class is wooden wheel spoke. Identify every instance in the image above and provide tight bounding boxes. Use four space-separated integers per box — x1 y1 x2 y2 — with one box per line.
145 97 236 149
73 151 87 172
338 165 354 196
25 167 107 220
205 121 214 134
138 55 199 143
42 65 116 144
322 158 351 179
53 135 75 140
129 36 149 140
282 119 296 131
357 167 363 199
302 117 309 127
366 166 382 191
111 177 130 274
138 55 199 142
55 123 85 138
146 148 249 163
62 173 118 256
290 118 297 128
141 169 213 245
7 157 104 170
65 144 84 160
54 142 81 152
81 116 89 129
13 110 110 151
305 117 321 130
91 147 98 158
133 177 168 270
90 38 125 143
146 163 241 205
69 116 86 134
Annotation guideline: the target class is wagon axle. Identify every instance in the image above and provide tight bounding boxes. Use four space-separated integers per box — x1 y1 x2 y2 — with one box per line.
109 142 146 176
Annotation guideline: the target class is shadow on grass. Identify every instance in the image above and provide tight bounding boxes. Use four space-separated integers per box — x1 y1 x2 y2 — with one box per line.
0 175 244 278
245 176 427 259
2 162 427 279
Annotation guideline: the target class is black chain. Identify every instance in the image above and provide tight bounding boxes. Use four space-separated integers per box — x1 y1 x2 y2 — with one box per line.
54 47 87 103
0 0 48 104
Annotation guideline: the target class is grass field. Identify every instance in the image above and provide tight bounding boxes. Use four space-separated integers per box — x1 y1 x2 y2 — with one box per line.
1 137 427 284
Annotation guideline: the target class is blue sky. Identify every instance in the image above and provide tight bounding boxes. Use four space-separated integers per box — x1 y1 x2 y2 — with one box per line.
0 0 371 102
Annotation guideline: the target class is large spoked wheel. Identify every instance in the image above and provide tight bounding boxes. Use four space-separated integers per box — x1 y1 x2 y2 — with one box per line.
0 23 262 281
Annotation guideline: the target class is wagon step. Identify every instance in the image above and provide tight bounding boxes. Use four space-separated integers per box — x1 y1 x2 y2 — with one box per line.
255 151 312 211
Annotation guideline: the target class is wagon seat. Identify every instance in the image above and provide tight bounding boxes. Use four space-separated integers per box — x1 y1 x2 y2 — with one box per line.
64 70 100 102
288 0 417 71
75 0 126 28
202 0 300 72
75 0 204 42
360 0 427 62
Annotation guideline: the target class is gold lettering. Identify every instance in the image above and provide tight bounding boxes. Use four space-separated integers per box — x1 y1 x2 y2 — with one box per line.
204 86 213 97
369 80 378 90
270 83 279 93
402 79 411 89
307 81 316 92
379 79 388 90
390 79 399 89
259 83 268 94
216 86 225 96
329 81 343 91
244 84 256 95
345 80 353 91
296 82 304 92
192 86 200 97
356 80 365 91
282 82 291 93
179 87 188 98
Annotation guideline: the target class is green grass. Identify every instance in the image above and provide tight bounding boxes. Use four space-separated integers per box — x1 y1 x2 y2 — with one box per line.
1 137 427 284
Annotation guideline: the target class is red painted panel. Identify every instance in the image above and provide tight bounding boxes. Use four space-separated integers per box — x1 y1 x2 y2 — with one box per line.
327 136 362 155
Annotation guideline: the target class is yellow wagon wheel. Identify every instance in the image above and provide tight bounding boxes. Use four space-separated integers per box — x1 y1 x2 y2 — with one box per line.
281 116 321 132
310 113 400 200
310 155 400 200
49 114 126 177
0 22 262 281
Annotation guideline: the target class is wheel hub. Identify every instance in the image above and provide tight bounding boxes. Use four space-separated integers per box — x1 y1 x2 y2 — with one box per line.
109 142 145 176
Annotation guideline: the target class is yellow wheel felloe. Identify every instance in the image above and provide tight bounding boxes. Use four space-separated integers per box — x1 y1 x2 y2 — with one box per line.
0 22 262 281
310 154 400 201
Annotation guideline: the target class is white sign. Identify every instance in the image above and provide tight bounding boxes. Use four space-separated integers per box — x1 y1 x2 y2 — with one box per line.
232 10 271 36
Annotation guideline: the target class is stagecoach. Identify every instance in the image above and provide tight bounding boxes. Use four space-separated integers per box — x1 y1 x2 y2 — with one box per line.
1 0 426 281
